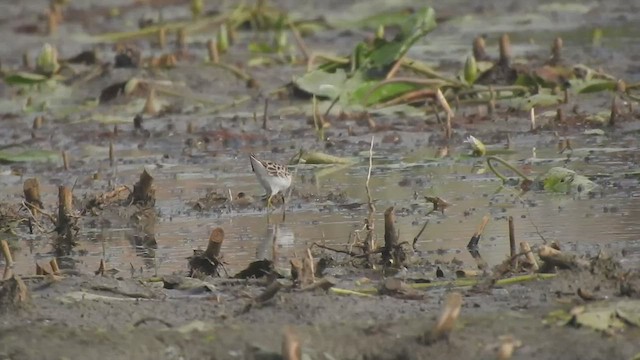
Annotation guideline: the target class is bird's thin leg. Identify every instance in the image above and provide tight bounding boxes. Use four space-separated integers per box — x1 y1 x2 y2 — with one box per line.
282 194 286 222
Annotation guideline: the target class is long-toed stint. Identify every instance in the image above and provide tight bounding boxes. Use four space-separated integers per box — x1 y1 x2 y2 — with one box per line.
249 153 292 209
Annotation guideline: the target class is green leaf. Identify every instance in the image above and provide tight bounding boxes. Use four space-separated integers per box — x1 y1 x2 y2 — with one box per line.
3 72 50 86
248 42 276 54
297 151 355 165
0 149 59 164
292 69 347 100
354 81 424 106
575 79 617 94
364 7 436 71
542 167 597 194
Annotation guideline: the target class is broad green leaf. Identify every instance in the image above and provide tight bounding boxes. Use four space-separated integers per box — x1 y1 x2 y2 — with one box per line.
293 69 347 100
364 7 436 70
542 167 597 194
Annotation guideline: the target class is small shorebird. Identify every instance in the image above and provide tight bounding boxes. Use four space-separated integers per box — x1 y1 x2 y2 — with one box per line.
249 153 292 209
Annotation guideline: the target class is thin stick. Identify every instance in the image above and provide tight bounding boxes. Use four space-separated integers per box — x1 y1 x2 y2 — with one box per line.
365 136 375 213
385 55 404 80
207 39 219 64
109 142 115 167
1 240 13 267
1 239 13 280
287 20 309 61
262 98 269 130
530 108 536 131
508 216 517 267
412 219 429 251
62 150 69 170
445 112 452 140
609 95 618 127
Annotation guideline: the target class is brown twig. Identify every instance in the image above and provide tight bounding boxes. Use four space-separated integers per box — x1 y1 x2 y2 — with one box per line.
467 214 490 248
287 20 309 61
262 98 269 130
508 216 517 267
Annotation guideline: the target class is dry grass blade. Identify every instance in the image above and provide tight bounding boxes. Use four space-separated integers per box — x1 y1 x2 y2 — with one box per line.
436 88 454 118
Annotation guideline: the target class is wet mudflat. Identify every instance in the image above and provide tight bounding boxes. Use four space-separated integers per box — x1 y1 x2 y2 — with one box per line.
1 0 640 359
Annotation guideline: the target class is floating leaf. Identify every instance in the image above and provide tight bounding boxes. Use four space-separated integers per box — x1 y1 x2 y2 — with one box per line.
541 167 597 194
295 151 354 165
616 301 640 327
573 306 625 331
0 149 59 164
293 69 348 100
575 79 617 94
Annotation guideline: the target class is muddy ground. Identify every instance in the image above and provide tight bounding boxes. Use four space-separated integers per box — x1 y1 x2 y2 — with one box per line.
1 0 640 359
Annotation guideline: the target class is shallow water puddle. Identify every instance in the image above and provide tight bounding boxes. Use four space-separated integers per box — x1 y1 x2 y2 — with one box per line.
6 143 640 277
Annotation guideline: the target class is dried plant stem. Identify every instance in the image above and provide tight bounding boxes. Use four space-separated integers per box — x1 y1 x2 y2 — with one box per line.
287 20 309 61
262 98 269 130
365 136 374 214
49 258 60 274
435 88 454 118
520 241 539 271
157 27 167 49
109 142 115 167
385 55 404 80
207 39 219 64
205 227 225 259
467 214 490 248
1 239 14 279
530 107 536 131
61 150 69 171
508 216 517 267
445 112 452 139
